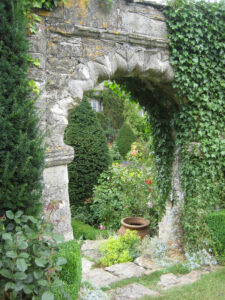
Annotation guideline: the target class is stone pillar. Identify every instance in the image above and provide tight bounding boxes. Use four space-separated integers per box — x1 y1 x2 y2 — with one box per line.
41 148 74 241
158 149 184 257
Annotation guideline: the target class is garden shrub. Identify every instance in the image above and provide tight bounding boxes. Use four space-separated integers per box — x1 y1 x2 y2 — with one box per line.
126 141 150 163
205 210 225 262
71 219 109 240
0 210 66 300
100 230 140 267
0 0 44 216
87 162 156 231
64 97 110 207
108 142 122 162
53 240 82 300
116 123 136 158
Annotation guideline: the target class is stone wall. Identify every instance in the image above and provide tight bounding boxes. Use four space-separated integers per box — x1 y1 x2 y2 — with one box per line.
29 0 180 242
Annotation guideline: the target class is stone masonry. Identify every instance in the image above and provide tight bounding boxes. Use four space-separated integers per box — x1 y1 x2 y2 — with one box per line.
29 0 182 245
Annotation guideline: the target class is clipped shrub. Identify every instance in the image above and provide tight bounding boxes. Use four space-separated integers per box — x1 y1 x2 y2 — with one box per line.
0 210 66 300
205 210 225 262
116 123 136 158
100 230 140 267
0 0 44 216
54 240 82 300
64 97 110 207
71 219 109 240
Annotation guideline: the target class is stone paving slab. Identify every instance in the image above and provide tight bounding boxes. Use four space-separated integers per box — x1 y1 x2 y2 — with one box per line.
82 268 121 287
108 283 161 300
82 257 95 274
105 262 146 279
81 240 105 261
157 266 218 290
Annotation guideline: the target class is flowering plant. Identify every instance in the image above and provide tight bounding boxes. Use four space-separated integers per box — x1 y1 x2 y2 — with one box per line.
87 161 156 230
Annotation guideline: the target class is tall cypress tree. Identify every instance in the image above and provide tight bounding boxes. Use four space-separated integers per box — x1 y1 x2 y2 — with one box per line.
0 0 45 216
65 98 110 207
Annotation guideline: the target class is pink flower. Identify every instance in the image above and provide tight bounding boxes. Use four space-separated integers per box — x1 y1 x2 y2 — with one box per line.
85 198 90 203
125 205 129 208
99 224 106 230
118 165 121 167
131 150 138 156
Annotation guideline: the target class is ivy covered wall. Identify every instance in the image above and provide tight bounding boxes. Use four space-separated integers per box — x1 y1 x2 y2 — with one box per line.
165 0 225 250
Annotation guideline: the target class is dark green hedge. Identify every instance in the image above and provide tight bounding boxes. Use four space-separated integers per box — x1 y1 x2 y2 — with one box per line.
64 98 110 207
54 239 82 299
0 0 44 216
71 219 109 240
116 123 136 158
205 210 225 261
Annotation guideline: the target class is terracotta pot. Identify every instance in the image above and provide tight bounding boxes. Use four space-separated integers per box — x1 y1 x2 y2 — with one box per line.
118 217 151 239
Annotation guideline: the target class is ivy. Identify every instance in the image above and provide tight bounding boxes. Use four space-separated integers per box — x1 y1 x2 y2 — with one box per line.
165 0 225 250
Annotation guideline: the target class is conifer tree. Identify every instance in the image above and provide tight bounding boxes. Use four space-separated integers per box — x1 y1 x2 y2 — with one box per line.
64 98 110 207
116 123 136 158
0 0 44 216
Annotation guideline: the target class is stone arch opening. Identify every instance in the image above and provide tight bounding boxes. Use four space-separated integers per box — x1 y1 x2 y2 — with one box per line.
43 49 178 241
31 0 183 251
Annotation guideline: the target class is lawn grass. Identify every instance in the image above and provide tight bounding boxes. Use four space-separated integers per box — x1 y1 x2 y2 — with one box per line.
104 265 225 300
141 266 225 300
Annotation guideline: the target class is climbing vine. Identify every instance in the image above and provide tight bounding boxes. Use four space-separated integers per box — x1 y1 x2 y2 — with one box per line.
164 0 225 250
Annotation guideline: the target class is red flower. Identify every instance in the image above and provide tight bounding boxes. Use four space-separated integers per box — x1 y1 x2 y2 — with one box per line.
118 165 121 167
85 198 90 203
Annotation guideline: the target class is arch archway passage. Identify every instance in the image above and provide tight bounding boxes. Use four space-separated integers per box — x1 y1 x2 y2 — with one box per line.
29 0 180 244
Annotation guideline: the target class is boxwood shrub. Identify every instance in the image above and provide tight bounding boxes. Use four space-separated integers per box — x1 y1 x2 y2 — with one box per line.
116 123 136 158
71 219 109 240
205 210 225 263
54 240 82 299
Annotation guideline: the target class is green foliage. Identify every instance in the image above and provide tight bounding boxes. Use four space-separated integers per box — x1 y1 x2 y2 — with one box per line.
0 210 66 300
64 98 110 207
0 0 44 216
87 162 159 231
205 210 225 262
123 98 149 141
53 240 82 300
22 0 66 14
71 219 109 240
108 142 122 162
116 123 136 158
126 142 150 163
100 230 140 267
164 0 225 250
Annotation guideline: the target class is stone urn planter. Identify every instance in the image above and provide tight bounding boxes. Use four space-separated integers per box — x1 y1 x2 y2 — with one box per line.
118 217 151 239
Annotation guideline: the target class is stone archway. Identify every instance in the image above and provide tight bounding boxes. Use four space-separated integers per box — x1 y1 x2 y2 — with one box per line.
30 0 182 248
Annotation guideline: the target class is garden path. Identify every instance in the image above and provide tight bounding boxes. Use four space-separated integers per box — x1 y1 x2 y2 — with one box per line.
79 240 219 299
